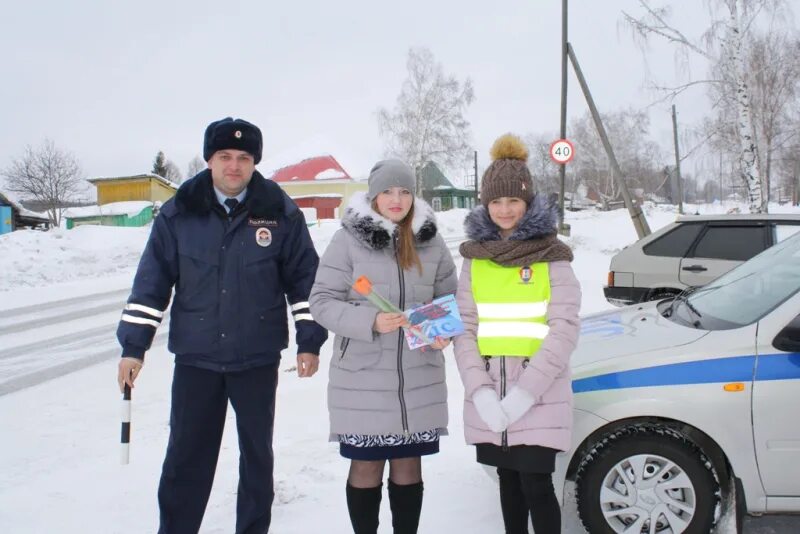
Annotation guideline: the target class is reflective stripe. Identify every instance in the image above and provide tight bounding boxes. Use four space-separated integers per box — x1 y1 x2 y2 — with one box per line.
291 301 310 312
121 314 160 328
476 302 548 319
478 321 550 339
125 303 164 319
293 313 314 322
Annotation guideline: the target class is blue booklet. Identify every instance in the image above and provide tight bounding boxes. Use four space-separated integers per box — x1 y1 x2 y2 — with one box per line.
403 294 465 350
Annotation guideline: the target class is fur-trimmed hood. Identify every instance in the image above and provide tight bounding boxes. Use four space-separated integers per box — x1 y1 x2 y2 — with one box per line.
174 169 285 218
464 193 559 242
341 191 438 250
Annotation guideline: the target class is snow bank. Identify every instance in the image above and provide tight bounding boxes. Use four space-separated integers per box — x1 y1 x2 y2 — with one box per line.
63 201 154 218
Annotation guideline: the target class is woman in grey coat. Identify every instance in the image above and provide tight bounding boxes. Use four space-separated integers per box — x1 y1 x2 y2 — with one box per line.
309 159 457 534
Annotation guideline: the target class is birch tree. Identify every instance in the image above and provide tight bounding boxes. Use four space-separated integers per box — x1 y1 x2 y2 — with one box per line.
623 0 787 213
746 32 800 205
377 47 475 193
2 139 85 226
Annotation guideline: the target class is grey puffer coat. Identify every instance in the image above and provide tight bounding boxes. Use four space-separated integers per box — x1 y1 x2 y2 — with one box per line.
309 192 457 439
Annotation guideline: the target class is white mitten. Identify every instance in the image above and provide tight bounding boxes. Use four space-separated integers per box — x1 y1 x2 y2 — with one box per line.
472 388 509 433
500 386 536 426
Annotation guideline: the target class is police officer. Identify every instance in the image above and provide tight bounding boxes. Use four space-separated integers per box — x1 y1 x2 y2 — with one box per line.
116 117 327 534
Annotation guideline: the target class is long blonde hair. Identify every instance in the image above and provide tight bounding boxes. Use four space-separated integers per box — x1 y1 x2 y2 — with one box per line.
372 199 422 273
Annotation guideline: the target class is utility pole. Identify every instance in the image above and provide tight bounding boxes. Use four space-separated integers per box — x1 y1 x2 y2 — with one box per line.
672 104 684 214
557 0 569 235
567 43 651 238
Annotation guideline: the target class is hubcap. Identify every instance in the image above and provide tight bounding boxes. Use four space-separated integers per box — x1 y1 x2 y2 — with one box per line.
598 453 696 533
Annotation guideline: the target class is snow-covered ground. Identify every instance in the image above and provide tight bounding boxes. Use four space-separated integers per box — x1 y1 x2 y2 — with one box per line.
1 201 798 533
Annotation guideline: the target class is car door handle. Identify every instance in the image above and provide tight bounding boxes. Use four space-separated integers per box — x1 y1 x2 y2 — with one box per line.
682 265 708 273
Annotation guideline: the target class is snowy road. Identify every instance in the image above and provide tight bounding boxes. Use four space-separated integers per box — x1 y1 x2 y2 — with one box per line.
0 234 463 396
0 288 169 396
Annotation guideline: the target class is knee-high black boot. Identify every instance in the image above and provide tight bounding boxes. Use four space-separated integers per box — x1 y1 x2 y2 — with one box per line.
346 483 382 534
497 468 531 534
387 480 424 534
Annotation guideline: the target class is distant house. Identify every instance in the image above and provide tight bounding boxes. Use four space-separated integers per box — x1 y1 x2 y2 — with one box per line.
87 173 177 205
584 185 644 211
561 184 597 211
418 162 476 211
269 155 367 219
65 173 178 230
0 191 50 235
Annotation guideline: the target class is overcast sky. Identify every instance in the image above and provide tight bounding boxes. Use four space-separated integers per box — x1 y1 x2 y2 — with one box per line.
1 0 771 190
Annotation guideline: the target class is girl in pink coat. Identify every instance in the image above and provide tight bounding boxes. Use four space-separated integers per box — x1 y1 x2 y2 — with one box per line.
454 134 581 533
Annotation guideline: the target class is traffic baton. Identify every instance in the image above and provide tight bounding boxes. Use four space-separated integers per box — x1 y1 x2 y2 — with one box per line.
121 383 131 464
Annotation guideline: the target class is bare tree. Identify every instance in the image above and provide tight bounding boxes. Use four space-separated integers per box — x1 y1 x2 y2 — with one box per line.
623 0 788 213
186 155 205 179
775 136 800 205
377 47 475 193
569 108 664 202
164 160 182 184
704 30 800 207
2 139 85 226
524 133 561 195
748 32 800 204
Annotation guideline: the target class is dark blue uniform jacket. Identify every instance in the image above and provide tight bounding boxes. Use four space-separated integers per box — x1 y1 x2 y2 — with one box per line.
116 170 328 372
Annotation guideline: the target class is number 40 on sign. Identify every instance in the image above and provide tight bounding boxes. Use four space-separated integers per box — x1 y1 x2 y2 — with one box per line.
549 139 575 164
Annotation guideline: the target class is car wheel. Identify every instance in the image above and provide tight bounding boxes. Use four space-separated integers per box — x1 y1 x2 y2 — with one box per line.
575 424 718 534
643 288 680 303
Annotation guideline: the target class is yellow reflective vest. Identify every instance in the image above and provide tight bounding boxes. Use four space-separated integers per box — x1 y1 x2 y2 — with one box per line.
470 259 551 357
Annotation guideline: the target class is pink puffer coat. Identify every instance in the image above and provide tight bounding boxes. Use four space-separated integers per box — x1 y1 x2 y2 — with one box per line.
453 259 581 452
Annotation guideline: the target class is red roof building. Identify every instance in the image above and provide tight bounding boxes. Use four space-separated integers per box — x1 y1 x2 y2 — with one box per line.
268 155 366 219
270 155 351 183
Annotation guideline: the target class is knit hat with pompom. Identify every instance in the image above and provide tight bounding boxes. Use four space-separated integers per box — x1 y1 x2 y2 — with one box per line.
480 133 533 207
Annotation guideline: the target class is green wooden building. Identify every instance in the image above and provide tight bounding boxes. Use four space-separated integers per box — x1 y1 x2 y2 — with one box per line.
65 202 155 229
418 161 476 211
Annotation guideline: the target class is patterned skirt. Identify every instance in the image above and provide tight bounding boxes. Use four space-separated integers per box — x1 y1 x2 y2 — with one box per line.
339 429 441 460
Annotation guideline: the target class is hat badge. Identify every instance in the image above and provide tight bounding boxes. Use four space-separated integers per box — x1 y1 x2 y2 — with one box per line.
234 130 242 139
521 182 527 190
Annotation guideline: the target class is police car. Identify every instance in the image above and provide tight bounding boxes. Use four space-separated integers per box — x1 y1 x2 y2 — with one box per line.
558 230 800 533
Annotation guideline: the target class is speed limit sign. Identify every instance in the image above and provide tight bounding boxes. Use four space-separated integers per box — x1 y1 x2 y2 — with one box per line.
549 139 575 164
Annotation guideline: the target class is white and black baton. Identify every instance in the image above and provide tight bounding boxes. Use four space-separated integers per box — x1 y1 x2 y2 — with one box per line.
121 383 131 464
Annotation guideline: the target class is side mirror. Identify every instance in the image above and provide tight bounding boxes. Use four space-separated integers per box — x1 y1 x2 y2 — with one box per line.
773 314 800 352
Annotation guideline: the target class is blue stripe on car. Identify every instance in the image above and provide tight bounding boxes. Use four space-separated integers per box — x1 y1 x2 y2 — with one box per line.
572 353 800 393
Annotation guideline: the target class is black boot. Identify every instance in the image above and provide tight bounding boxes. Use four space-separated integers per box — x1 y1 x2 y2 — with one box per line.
387 480 424 534
346 483 382 534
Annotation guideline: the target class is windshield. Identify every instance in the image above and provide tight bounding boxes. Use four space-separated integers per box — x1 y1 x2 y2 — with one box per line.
679 231 800 329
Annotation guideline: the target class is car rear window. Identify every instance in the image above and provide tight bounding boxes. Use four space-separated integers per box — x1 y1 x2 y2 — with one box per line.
643 223 703 257
691 225 767 261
